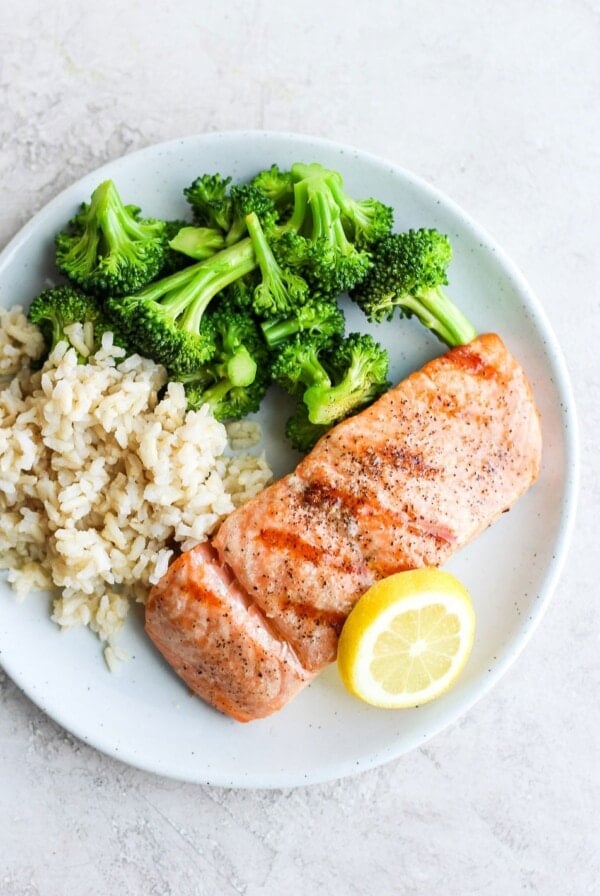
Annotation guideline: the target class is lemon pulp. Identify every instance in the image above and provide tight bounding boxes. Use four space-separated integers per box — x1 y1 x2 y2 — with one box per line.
337 568 475 709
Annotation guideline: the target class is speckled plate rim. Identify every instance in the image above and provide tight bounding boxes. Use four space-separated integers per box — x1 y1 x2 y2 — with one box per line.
0 131 580 789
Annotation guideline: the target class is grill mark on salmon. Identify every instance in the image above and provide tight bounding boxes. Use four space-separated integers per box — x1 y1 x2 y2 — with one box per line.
448 342 498 378
145 334 542 720
258 527 362 576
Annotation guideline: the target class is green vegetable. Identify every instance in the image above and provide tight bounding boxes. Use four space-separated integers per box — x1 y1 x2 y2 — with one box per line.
284 403 329 453
166 224 225 262
158 220 199 274
184 176 278 245
55 180 167 296
271 332 390 449
106 237 257 375
350 228 477 347
28 285 127 363
260 296 346 348
178 300 270 420
183 173 233 233
271 334 331 399
272 161 392 298
325 169 394 249
303 332 390 426
251 164 295 217
245 211 310 317
224 184 278 245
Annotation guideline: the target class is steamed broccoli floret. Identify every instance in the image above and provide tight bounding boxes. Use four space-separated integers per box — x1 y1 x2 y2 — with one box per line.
270 335 332 399
184 374 267 421
208 298 268 388
222 274 258 312
55 180 167 296
272 332 389 450
179 301 270 420
28 284 127 363
274 162 392 296
245 211 310 317
184 173 233 232
284 402 329 453
272 332 389 427
225 184 278 245
304 332 390 425
271 162 383 297
105 237 257 375
183 175 277 245
260 296 345 348
181 162 389 302
325 170 394 249
350 229 477 347
251 164 295 218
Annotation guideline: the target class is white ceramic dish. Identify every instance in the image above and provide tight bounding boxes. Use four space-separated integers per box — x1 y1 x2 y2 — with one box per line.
0 132 579 788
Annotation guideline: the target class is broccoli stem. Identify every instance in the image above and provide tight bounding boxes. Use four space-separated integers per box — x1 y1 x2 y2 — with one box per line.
245 211 276 274
168 225 225 260
299 353 331 391
245 211 309 315
260 318 298 346
311 190 340 243
305 380 357 425
225 345 257 388
283 180 309 235
195 376 248 411
400 287 477 347
135 237 257 333
286 166 357 253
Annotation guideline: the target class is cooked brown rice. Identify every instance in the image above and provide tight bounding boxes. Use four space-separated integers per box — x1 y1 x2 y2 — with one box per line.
0 306 273 665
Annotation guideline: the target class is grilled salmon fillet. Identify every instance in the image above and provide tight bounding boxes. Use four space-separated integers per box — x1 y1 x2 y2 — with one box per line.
146 334 542 720
144 542 314 722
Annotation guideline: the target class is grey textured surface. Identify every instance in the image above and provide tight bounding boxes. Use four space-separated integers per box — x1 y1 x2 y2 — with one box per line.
1 1 598 894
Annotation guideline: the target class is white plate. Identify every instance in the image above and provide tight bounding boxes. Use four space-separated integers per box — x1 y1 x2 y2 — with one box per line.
0 132 579 788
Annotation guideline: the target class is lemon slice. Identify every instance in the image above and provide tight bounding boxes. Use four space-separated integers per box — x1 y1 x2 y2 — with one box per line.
337 568 475 709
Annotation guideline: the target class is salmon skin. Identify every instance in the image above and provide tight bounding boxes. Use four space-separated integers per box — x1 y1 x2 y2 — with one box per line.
145 334 542 721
